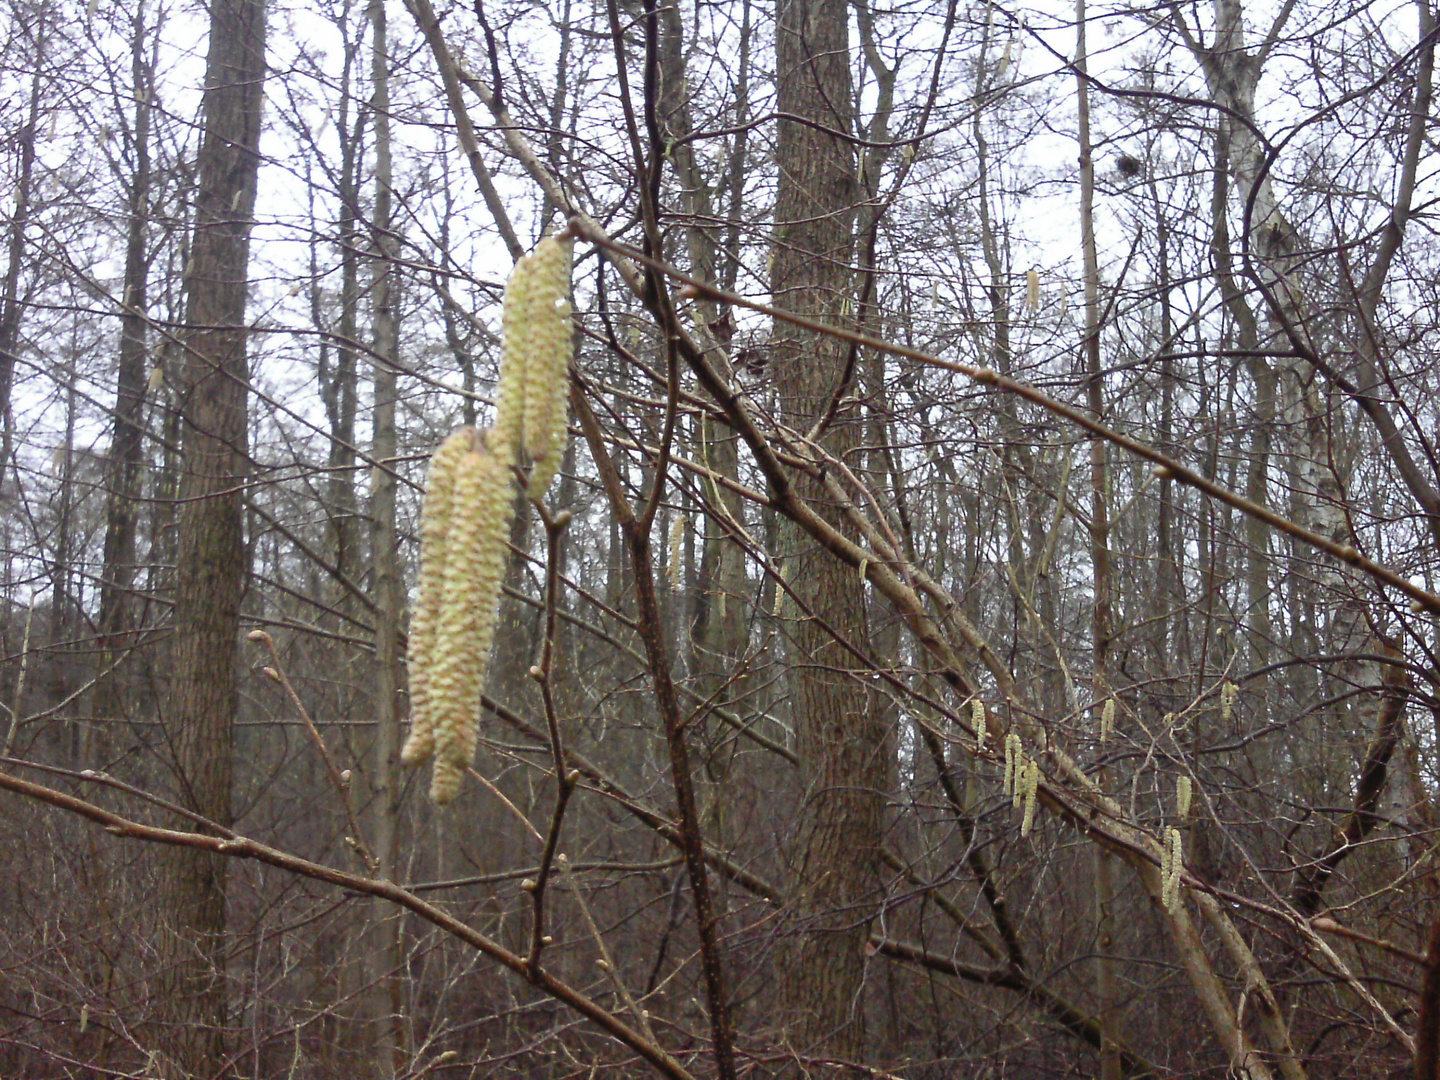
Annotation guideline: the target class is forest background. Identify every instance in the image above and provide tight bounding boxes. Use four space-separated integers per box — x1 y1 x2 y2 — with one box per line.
1 0 1439 1076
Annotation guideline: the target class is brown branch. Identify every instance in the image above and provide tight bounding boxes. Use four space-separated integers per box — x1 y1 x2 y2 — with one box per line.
1419 908 1440 1079
869 939 1158 1077
570 220 1440 619
1293 648 1413 918
526 506 578 971
571 379 739 1080
0 769 697 1080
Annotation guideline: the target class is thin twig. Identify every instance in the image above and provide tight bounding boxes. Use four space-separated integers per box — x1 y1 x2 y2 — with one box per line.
570 220 1440 618
525 506 577 971
248 630 377 873
0 768 698 1080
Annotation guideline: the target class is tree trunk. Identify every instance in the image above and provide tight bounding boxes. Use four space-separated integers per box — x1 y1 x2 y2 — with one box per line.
771 0 883 1063
324 10 362 607
0 9 46 482
1076 8 1122 1076
366 0 403 1071
154 0 266 1075
93 1 156 766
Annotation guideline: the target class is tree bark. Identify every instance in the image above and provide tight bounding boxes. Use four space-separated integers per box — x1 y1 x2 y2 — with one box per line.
94 1 157 766
0 9 46 481
366 0 403 1071
154 0 266 1075
1076 9 1122 1076
771 0 883 1063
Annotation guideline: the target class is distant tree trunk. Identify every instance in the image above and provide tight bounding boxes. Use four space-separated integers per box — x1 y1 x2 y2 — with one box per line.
51 358 77 753
366 0 403 1072
771 0 883 1063
656 0 747 840
154 0 267 1075
1076 7 1121 1076
0 9 46 482
323 8 363 605
94 2 156 765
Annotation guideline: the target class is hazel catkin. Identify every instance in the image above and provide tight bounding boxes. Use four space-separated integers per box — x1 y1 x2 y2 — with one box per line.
402 429 518 805
495 233 574 495
1220 679 1238 724
1020 759 1039 837
426 434 517 804
1162 827 1184 911
402 236 576 804
401 428 475 768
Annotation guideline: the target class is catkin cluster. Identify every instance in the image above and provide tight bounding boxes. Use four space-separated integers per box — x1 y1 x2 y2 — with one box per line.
1003 732 1022 796
1002 732 1040 837
403 235 575 805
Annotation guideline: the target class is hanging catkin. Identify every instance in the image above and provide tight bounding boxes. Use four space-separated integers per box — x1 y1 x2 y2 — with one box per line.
427 434 516 805
494 233 573 495
667 514 688 587
1220 679 1238 724
1020 759 1039 837
971 698 987 752
401 428 517 805
401 428 475 769
1162 827 1184 911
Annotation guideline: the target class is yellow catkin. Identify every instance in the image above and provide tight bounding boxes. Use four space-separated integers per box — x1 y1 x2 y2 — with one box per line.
429 754 466 808
492 251 538 456
401 428 475 768
1159 829 1174 902
1021 759 1039 837
1012 757 1028 811
668 514 688 587
1025 269 1040 312
426 433 517 805
1163 827 1184 911
1100 697 1115 742
1177 775 1193 819
971 698 986 752
1003 731 1021 796
1221 679 1238 724
494 234 573 495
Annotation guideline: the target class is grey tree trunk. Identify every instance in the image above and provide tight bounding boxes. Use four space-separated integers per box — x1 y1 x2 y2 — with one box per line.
154 0 266 1074
366 0 403 1072
771 0 884 1062
94 2 156 766
1076 8 1122 1077
0 9 46 482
